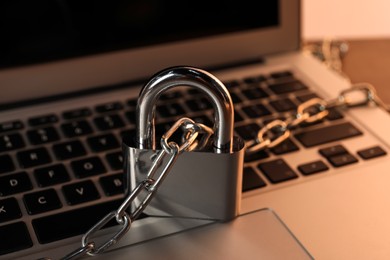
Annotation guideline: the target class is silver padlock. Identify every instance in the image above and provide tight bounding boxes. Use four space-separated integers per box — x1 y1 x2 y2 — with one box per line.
123 66 245 221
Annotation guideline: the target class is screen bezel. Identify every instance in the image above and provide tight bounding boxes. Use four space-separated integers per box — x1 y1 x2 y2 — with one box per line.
0 0 300 105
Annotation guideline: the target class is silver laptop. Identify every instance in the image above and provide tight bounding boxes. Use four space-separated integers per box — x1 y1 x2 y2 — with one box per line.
1 0 390 259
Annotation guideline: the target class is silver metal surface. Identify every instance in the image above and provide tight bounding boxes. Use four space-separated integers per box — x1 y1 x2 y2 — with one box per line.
136 66 234 152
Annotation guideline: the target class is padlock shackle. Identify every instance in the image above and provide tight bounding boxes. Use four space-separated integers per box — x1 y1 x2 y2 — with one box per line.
136 66 234 153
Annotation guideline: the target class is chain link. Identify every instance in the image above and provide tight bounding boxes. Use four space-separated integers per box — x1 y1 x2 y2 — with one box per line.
47 117 210 260
246 83 388 154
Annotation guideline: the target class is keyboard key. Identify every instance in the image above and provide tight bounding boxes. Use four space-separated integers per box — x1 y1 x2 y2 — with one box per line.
32 199 146 244
17 147 52 168
157 103 186 118
241 87 269 100
0 154 15 174
295 122 363 147
61 120 93 138
241 104 271 118
258 159 298 183
244 149 269 162
326 108 344 121
243 75 267 84
186 97 213 111
357 146 387 160
242 167 266 192
0 222 32 255
0 172 32 196
23 189 62 215
95 101 123 113
53 140 87 160
296 92 320 103
270 70 293 79
298 160 329 175
327 153 358 167
268 80 308 94
0 197 22 223
270 139 299 155
87 133 120 152
100 173 125 196
230 92 242 103
71 157 106 178
28 114 58 126
0 120 23 133
34 164 70 187
62 180 100 205
319 145 348 158
125 110 136 124
235 123 261 141
0 133 25 152
160 90 183 100
269 98 297 112
94 114 125 131
106 151 124 170
27 126 60 145
62 107 92 120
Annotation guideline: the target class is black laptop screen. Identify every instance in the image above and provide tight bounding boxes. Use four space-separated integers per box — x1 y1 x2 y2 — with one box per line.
0 0 279 68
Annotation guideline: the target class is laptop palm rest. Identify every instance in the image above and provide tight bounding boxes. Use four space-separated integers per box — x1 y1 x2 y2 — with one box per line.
101 208 313 259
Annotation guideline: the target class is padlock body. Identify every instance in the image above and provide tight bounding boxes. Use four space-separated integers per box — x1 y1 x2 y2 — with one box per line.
123 137 245 221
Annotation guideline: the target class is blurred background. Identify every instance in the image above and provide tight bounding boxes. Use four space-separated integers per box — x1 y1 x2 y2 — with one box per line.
302 0 390 105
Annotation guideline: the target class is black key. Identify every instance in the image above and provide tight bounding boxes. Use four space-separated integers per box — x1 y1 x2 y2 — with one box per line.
62 107 92 120
53 140 87 160
319 145 348 158
61 120 93 137
0 120 23 133
126 98 138 109
242 167 266 192
157 103 186 118
17 147 51 168
0 133 25 152
106 151 124 170
191 115 213 126
296 92 320 103
295 122 363 147
357 146 387 160
0 154 15 174
125 110 136 124
243 75 267 84
235 123 261 141
234 109 244 122
100 173 125 196
62 180 100 205
28 114 58 126
229 92 242 104
258 159 298 183
241 104 271 118
0 222 32 255
268 80 308 94
27 126 60 145
160 90 183 100
270 70 293 79
0 172 32 196
269 98 297 112
186 97 213 111
87 133 120 152
0 197 22 223
34 164 70 187
270 139 299 155
24 189 62 215
327 153 358 167
95 101 123 113
298 160 329 175
326 109 344 121
244 150 269 163
223 80 240 89
71 157 106 178
241 87 269 100
94 114 125 131
32 199 146 244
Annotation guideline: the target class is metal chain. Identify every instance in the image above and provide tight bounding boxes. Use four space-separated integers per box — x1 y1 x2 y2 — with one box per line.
246 82 388 154
39 117 210 260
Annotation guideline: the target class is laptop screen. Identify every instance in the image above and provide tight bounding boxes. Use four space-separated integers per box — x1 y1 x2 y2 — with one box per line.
0 1 278 68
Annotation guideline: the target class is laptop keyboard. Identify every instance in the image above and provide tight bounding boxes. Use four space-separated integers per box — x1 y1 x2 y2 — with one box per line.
0 69 387 257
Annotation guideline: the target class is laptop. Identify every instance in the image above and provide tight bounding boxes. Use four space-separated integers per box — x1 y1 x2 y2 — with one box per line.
1 0 390 259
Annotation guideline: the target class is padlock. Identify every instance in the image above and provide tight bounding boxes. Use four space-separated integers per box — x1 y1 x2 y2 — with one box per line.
123 66 245 221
